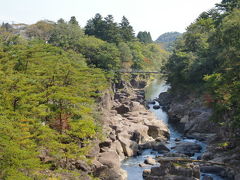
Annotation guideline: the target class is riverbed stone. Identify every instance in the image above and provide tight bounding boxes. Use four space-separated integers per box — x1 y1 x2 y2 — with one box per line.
152 142 170 153
144 119 169 140
202 175 213 180
153 105 161 109
173 142 202 156
144 157 157 165
200 166 226 177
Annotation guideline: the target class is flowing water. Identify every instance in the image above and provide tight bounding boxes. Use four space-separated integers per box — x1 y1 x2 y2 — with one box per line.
121 78 224 180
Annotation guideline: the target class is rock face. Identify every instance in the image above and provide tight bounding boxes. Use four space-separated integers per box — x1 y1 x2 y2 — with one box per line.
157 91 240 179
143 156 200 180
158 92 217 139
93 79 170 180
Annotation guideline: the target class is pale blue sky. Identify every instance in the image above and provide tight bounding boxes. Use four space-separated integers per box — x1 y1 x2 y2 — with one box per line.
0 0 221 40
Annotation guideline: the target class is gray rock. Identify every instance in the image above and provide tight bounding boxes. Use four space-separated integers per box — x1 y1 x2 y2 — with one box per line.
144 157 157 165
173 142 202 156
98 151 120 169
75 160 91 172
118 132 139 157
94 166 122 180
152 142 170 153
200 166 226 176
235 173 240 180
158 92 172 106
202 175 213 180
202 152 214 161
145 120 169 140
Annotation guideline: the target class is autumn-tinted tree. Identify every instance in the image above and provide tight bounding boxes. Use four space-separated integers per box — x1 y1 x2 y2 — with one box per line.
25 20 55 41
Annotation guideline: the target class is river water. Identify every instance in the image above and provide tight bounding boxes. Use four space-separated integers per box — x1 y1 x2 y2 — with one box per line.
121 78 224 180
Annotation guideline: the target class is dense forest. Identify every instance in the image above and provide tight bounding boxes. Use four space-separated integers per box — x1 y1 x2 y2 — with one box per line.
0 14 168 179
164 0 240 129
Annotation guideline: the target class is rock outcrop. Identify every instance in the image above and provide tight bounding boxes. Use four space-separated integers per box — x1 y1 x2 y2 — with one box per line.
143 156 200 180
158 90 240 179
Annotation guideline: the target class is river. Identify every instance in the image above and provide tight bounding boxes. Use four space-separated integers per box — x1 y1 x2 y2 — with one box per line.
121 78 224 180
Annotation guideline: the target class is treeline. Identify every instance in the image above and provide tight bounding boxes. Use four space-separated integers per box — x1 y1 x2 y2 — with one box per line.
4 15 168 72
164 0 240 128
0 14 168 179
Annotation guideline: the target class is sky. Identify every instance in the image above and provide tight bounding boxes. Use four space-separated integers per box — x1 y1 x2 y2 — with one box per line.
0 0 221 40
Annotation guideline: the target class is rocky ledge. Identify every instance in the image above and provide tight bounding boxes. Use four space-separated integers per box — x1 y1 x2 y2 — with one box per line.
143 155 200 180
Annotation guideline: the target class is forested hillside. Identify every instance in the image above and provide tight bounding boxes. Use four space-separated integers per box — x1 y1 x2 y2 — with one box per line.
0 14 168 179
164 0 240 129
155 32 182 51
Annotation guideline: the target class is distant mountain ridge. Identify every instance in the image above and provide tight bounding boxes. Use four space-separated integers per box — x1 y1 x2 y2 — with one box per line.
155 32 182 51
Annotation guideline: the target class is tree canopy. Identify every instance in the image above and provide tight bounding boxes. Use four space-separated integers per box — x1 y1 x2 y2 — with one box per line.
164 0 240 128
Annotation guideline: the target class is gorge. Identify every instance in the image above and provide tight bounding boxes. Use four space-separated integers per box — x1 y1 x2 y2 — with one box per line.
97 76 239 180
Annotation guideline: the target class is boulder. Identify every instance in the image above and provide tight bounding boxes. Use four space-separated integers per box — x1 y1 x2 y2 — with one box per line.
173 142 202 156
94 166 122 180
115 104 130 114
98 151 120 169
145 120 169 140
117 132 138 157
200 166 226 177
152 142 170 153
147 100 156 105
75 160 91 172
201 152 214 161
143 169 151 178
111 141 125 161
153 105 161 109
144 157 157 165
158 92 172 106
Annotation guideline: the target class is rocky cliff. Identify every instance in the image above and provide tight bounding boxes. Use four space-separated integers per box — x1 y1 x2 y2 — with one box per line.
157 91 240 180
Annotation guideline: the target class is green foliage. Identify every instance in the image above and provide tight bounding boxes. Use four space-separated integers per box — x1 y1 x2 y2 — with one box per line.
76 36 121 70
118 42 133 69
85 14 135 44
0 41 108 179
0 15 169 179
137 31 153 43
69 16 79 26
48 19 84 50
119 16 135 42
165 4 240 128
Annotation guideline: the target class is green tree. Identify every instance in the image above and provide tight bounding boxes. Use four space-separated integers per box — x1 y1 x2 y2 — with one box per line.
49 20 84 50
69 16 79 26
119 16 135 42
137 31 153 43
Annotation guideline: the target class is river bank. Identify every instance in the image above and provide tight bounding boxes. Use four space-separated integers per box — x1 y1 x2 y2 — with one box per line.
121 78 240 180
